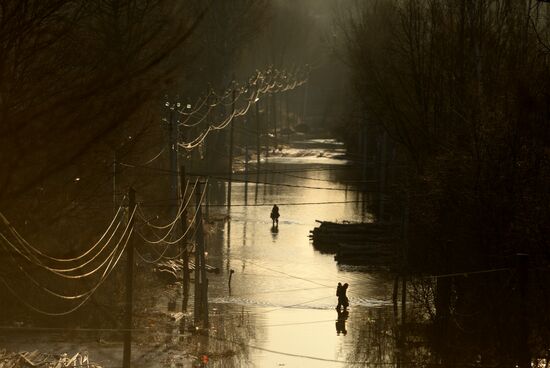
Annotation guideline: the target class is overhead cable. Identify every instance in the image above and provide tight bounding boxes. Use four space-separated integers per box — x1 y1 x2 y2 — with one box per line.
0 208 136 279
0 227 133 316
0 202 125 263
135 180 198 244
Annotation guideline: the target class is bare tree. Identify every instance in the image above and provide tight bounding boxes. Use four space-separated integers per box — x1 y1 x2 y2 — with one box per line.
342 1 550 364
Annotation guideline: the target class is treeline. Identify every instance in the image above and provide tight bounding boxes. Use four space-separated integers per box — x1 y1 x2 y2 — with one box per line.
0 0 323 324
341 0 549 365
0 0 268 323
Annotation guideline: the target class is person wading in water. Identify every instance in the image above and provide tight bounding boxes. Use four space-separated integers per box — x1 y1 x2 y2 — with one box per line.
336 282 349 311
270 204 280 227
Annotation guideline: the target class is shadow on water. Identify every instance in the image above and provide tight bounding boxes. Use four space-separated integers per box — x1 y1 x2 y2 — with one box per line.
270 225 279 242
335 310 348 336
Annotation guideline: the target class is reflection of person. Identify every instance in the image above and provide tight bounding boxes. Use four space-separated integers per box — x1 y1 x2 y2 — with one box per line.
336 309 348 336
270 204 280 227
270 224 279 241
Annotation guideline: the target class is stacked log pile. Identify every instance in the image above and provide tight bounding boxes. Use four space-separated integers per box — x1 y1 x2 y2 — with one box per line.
309 221 400 266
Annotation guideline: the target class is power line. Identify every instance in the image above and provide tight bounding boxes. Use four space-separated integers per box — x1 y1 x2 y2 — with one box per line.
138 200 366 209
136 179 207 246
0 208 135 279
183 174 374 193
0 227 133 316
136 179 195 230
174 67 309 150
0 203 125 264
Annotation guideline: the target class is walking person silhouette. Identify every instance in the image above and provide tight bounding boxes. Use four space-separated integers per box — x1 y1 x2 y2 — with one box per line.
270 204 280 227
336 282 349 311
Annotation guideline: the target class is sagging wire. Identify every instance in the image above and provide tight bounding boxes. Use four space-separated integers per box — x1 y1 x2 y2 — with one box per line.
3 219 124 274
135 179 198 244
176 66 309 151
0 208 136 279
178 103 214 128
135 225 195 264
0 201 125 263
0 227 133 316
135 211 197 264
0 211 134 299
146 149 166 165
135 179 191 230
176 92 211 116
135 179 206 263
136 178 207 246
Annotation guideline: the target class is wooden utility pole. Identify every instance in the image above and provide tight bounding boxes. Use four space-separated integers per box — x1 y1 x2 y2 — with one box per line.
227 83 235 211
244 144 249 205
302 82 308 126
285 92 290 143
194 181 202 325
194 181 208 327
168 101 179 220
255 99 261 204
123 188 136 368
265 95 270 161
180 166 190 311
256 99 261 170
272 93 278 149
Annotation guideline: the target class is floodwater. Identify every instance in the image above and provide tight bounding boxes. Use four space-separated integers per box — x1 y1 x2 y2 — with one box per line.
198 138 397 367
0 138 402 368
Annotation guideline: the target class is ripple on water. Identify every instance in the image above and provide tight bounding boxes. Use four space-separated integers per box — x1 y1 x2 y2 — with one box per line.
210 296 392 309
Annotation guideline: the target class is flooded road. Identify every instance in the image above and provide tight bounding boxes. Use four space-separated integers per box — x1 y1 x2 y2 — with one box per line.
0 138 401 368
199 138 396 367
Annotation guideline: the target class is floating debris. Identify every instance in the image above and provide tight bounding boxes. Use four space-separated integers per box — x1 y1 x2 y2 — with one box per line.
155 259 220 282
0 350 102 368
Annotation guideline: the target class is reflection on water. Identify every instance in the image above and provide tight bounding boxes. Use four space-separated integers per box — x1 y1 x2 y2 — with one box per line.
336 310 349 336
183 138 550 367
197 139 395 367
270 225 279 242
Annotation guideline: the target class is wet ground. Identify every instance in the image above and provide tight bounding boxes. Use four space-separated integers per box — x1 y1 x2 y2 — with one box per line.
191 138 397 367
0 138 402 367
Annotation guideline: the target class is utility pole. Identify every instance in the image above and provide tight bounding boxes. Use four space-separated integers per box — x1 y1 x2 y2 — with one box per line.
244 144 249 205
227 81 235 211
180 166 190 311
255 99 261 204
265 94 270 161
193 181 202 325
302 82 308 126
194 181 208 328
263 97 270 198
273 93 278 149
256 99 261 169
123 188 136 368
285 92 290 143
168 99 179 220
